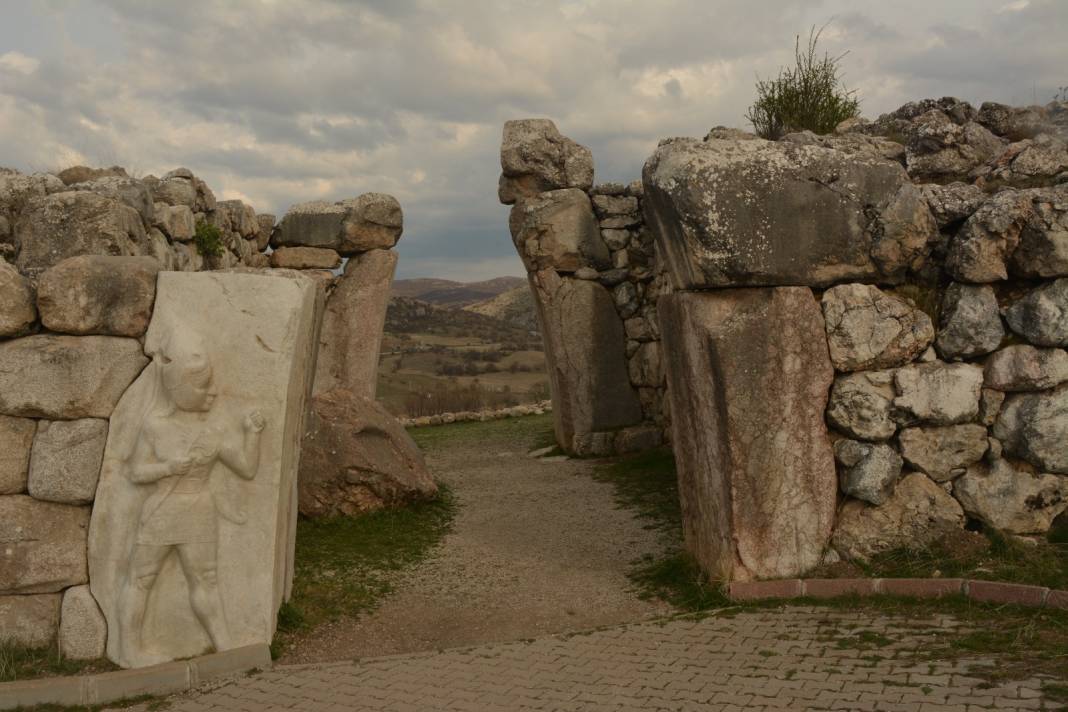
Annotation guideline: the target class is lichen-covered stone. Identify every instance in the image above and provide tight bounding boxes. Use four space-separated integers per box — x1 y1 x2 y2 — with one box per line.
821 283 933 371
984 345 1068 391
498 119 594 204
954 458 1068 534
0 259 36 337
0 495 89 594
920 182 987 228
935 283 1004 359
893 362 983 425
1004 278 1068 347
269 246 341 270
945 190 1032 282
37 255 159 337
833 472 965 562
833 439 903 505
510 189 609 272
28 418 107 504
897 424 989 482
826 370 899 441
1010 187 1068 278
339 193 403 253
993 384 1068 473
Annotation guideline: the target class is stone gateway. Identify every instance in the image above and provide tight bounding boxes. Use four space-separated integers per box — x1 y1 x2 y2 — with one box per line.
88 271 322 668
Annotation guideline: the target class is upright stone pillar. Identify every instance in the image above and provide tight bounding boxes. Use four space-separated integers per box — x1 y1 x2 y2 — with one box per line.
658 288 837 581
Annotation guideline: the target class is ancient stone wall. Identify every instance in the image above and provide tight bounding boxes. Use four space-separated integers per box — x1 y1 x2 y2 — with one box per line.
644 97 1068 582
498 120 670 456
0 165 406 663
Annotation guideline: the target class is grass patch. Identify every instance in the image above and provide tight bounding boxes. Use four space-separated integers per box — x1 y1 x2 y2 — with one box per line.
408 412 555 452
272 486 456 657
629 552 730 611
590 447 681 537
0 639 117 683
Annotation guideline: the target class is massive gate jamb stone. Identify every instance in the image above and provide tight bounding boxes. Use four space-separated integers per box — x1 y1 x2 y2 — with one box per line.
529 268 642 453
642 137 936 289
88 270 322 668
658 288 837 582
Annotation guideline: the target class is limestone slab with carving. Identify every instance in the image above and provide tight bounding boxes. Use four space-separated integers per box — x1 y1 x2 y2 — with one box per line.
88 270 322 668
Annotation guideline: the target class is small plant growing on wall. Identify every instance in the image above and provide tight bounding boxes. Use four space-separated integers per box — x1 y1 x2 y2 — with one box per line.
745 24 860 140
194 220 225 257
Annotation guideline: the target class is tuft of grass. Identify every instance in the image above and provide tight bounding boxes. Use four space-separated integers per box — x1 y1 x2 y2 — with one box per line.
629 552 729 611
590 447 681 537
408 412 555 453
272 486 456 657
0 639 117 683
193 220 224 257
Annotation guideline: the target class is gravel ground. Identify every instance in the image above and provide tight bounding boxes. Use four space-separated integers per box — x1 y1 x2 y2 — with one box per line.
281 431 673 664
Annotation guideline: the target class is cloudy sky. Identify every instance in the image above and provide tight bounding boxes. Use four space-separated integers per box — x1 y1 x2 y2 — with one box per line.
1 1 1065 281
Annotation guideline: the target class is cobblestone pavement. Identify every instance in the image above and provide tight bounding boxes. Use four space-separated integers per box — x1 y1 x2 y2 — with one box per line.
134 607 1063 711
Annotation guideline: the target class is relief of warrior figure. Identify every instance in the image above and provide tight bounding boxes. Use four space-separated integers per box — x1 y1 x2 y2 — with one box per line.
115 325 266 665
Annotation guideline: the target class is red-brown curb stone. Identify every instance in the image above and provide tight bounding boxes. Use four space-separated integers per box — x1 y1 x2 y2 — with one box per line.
1047 589 1068 610
966 580 1049 607
876 578 965 598
802 578 876 598
728 579 803 601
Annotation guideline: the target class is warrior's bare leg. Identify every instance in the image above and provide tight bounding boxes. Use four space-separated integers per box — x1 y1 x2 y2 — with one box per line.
118 544 170 662
177 542 232 652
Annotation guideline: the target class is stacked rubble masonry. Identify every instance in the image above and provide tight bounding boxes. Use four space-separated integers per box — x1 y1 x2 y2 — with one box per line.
498 120 670 457
0 165 422 661
643 97 1068 582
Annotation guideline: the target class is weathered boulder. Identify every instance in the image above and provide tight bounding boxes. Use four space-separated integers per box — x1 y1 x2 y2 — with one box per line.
826 370 899 441
0 259 36 336
0 593 60 647
28 418 108 504
920 182 987 228
893 362 983 425
0 415 34 494
314 249 397 398
269 246 341 270
89 270 322 668
821 283 933 371
642 136 935 289
498 119 594 204
272 194 403 255
945 190 1033 282
954 458 1068 534
833 439 903 505
299 388 437 517
56 165 127 186
658 288 836 581
935 283 1004 359
0 335 148 419
1010 187 1068 278
254 214 275 252
154 203 195 242
980 135 1068 189
993 385 1068 473
903 111 1004 183
897 424 989 482
530 269 643 452
59 585 108 660
628 342 662 388
151 176 197 209
13 191 148 274
37 255 159 337
0 495 89 593
977 102 1053 140
1004 278 1068 347
509 188 609 272
984 345 1068 391
0 169 63 220
216 200 259 239
833 472 965 561
69 176 156 225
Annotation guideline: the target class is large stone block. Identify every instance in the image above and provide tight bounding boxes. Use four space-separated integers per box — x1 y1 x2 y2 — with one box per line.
0 335 148 419
498 119 594 204
820 283 933 372
28 418 108 504
935 283 1004 359
509 188 610 272
826 369 899 441
0 593 61 647
529 270 642 453
0 414 35 494
0 495 89 594
993 384 1068 473
313 249 396 398
1004 278 1068 347
59 585 108 660
897 424 989 482
37 256 160 337
642 137 935 289
272 194 402 255
0 260 36 337
893 362 983 425
13 191 148 275
298 388 437 517
89 270 322 668
268 246 341 270
954 458 1068 534
945 190 1032 282
658 288 836 581
984 345 1068 391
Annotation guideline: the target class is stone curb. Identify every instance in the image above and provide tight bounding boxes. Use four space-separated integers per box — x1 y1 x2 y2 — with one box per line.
0 644 271 711
728 578 1064 609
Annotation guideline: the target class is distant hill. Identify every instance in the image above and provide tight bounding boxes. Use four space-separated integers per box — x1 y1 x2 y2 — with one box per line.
463 285 538 332
391 276 526 307
385 297 540 349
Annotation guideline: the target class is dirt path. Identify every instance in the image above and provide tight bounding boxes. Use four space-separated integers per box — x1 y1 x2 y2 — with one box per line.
282 427 672 663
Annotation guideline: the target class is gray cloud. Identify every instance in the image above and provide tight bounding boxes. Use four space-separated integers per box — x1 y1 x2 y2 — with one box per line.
1 0 1065 281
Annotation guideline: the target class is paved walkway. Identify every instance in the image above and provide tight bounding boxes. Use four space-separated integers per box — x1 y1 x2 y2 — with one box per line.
132 607 1060 711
